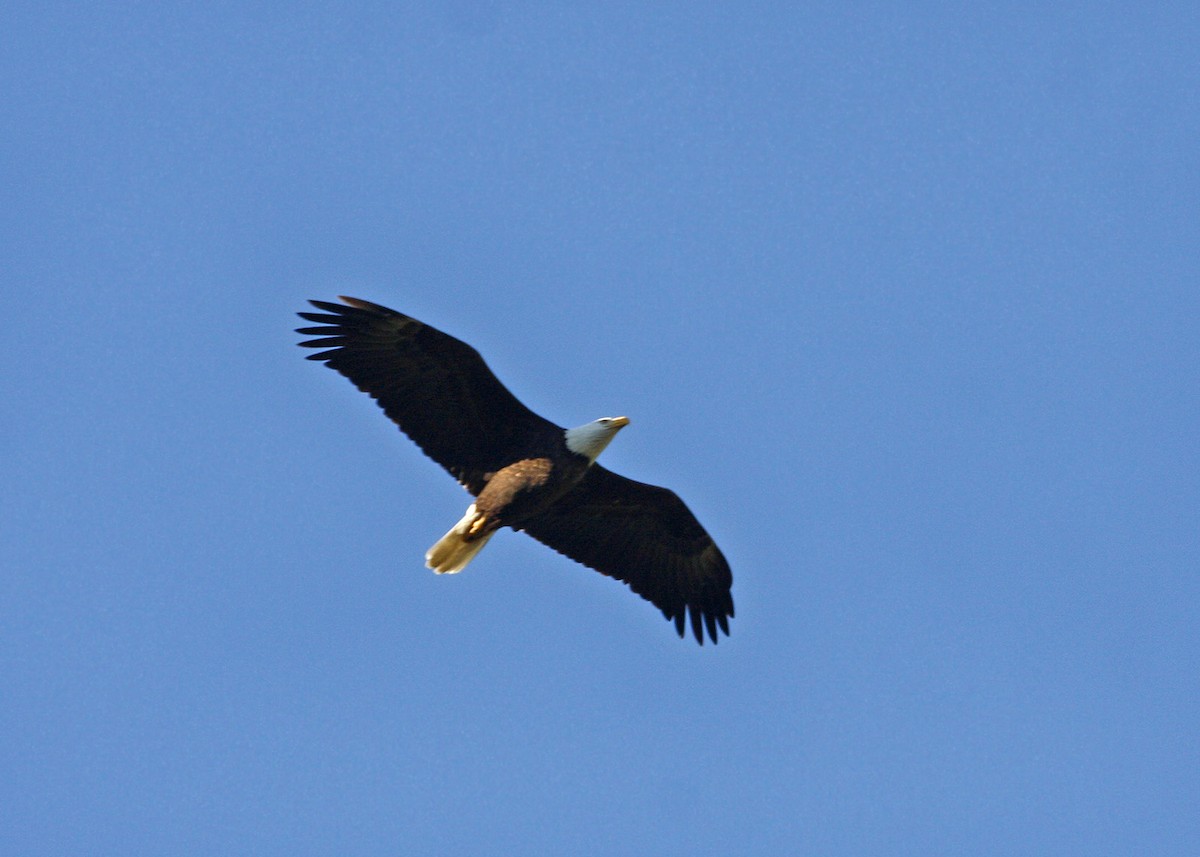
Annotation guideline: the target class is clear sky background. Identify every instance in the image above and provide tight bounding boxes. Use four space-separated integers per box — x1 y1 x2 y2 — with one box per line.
3 4 1197 855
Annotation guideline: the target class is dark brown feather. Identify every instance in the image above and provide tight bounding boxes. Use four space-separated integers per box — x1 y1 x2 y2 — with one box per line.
516 465 734 644
297 297 560 494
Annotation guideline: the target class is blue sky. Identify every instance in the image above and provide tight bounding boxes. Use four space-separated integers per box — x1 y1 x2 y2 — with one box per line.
3 3 1197 854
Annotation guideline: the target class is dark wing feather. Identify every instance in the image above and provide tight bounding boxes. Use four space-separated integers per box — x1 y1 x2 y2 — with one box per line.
517 465 734 644
297 297 560 493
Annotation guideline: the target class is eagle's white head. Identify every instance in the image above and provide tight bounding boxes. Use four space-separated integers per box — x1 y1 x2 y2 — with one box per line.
564 415 630 463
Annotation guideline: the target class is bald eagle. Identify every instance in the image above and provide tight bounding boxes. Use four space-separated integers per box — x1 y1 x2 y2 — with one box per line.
296 297 733 644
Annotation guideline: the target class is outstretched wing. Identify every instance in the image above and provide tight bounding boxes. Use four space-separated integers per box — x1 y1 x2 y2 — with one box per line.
297 297 560 494
517 465 734 644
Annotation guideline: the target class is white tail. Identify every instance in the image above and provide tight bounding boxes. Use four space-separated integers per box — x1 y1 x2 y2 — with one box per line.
425 504 495 574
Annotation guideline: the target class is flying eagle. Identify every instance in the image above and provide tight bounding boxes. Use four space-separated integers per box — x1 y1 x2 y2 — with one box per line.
296 297 734 644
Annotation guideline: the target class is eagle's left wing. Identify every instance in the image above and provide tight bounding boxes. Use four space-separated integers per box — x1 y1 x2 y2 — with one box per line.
517 465 734 644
